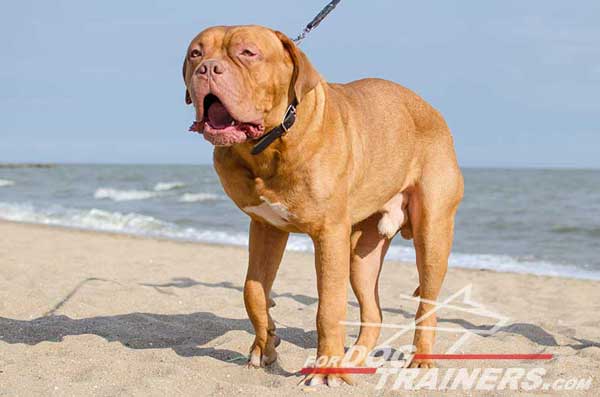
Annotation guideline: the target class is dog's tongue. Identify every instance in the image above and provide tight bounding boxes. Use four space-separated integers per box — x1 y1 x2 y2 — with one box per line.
207 101 234 129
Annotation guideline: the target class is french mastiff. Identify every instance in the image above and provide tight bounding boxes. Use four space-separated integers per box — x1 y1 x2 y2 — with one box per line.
182 25 464 386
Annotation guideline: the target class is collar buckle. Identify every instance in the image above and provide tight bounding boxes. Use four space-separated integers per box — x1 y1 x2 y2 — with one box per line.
281 102 297 133
250 98 299 155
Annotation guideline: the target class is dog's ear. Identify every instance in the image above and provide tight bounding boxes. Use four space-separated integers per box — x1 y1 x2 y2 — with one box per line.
274 31 320 102
182 57 192 105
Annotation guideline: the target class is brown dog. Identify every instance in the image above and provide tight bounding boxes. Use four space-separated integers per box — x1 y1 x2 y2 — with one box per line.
182 25 464 386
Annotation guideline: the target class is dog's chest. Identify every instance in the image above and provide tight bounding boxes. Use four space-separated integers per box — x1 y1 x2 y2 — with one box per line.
214 160 304 231
243 196 293 228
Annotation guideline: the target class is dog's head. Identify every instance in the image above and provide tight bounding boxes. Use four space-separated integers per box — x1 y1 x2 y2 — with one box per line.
183 25 320 146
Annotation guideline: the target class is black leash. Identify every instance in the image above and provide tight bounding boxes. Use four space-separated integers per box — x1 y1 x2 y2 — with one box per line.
250 0 342 155
293 0 342 45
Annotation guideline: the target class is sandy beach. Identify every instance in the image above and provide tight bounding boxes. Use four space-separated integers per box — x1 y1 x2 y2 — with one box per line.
0 220 598 396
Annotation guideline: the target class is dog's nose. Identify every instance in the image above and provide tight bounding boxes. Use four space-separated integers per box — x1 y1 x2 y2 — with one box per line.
196 60 224 76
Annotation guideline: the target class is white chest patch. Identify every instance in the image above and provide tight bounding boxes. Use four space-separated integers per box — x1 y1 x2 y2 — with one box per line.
243 196 292 228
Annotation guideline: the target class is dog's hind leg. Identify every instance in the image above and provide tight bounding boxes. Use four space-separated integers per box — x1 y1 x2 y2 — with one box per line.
408 162 463 368
347 213 391 365
244 220 289 367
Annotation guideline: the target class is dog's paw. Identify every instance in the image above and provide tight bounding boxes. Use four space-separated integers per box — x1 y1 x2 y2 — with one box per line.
247 351 277 368
299 354 356 388
299 372 354 387
407 357 436 369
247 335 280 368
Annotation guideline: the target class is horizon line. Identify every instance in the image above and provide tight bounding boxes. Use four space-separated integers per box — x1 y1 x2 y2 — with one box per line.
1 162 599 171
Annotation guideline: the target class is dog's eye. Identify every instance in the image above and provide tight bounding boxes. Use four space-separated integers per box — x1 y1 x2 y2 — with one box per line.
189 49 202 59
240 49 256 57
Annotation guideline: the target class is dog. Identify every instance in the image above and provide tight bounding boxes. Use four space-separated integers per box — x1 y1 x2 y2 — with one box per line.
182 25 464 386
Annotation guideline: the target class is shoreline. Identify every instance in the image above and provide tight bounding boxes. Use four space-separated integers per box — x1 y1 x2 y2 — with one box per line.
0 218 597 282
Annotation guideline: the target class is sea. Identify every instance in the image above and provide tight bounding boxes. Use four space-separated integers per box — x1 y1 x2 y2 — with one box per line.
1 165 599 280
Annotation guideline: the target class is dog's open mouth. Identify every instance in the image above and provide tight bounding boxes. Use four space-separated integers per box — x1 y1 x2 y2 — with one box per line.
190 94 264 146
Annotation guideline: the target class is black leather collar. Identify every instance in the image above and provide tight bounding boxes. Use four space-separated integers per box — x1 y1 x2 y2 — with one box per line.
251 98 298 155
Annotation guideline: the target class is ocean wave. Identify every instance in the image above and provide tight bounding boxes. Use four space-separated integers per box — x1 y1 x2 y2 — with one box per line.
0 179 15 187
383 245 600 280
154 182 186 192
551 225 600 237
449 251 600 280
0 202 166 233
0 201 249 245
178 192 221 203
0 201 599 281
94 188 161 202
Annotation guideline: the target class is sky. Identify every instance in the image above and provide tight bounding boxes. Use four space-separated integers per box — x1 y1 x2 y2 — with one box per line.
1 1 599 168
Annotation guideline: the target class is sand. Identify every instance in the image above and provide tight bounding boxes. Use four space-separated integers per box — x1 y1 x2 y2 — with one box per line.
0 220 598 396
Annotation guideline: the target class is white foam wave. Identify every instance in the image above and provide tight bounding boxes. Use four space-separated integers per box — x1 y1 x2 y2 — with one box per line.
178 193 221 203
0 202 166 233
0 202 249 245
154 182 186 192
385 245 600 280
94 188 161 202
0 201 598 281
0 179 15 187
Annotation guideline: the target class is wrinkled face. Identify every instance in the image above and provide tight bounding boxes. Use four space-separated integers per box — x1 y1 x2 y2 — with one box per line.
183 26 300 146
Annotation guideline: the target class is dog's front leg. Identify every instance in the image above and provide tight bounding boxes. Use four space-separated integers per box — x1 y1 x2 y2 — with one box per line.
244 220 289 367
302 220 354 386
